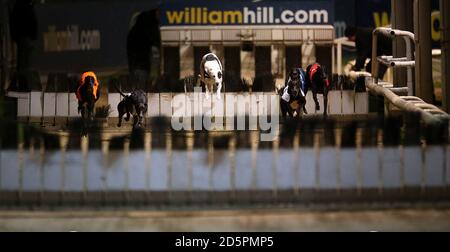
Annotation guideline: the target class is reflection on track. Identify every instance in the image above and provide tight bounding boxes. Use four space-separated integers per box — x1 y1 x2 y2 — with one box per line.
0 115 449 208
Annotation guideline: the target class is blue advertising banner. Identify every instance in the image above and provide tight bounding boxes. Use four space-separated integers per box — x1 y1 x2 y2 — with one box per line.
160 0 334 26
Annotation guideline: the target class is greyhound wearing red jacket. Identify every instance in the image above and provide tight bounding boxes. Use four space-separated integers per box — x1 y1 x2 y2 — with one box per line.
306 63 330 116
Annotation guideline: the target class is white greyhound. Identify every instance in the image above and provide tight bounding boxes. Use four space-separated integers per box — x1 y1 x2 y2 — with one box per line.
199 53 223 100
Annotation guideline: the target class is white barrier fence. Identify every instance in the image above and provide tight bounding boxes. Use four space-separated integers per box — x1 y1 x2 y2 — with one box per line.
1 146 448 192
7 91 369 119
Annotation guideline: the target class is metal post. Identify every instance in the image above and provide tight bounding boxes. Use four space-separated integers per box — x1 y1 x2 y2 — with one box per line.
372 28 394 84
441 0 450 112
331 45 335 74
404 36 414 95
392 0 414 88
337 42 342 75
414 0 433 103
371 30 379 84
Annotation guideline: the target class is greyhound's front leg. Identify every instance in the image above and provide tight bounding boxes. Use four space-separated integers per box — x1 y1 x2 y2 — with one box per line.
133 115 139 128
298 97 308 115
311 84 320 111
286 102 294 118
313 92 320 111
216 83 222 100
117 112 123 127
280 100 288 120
89 104 95 122
204 85 210 100
323 88 328 116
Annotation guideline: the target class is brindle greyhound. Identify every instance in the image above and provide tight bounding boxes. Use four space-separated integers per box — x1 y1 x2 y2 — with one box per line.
280 68 308 119
115 85 148 128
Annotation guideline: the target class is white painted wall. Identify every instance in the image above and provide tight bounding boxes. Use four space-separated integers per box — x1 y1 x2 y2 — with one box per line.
13 91 369 118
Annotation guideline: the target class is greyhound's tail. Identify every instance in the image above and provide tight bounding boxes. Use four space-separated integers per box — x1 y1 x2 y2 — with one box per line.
114 83 128 98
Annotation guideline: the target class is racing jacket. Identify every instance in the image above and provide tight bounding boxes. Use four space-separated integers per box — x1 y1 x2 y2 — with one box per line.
76 71 100 101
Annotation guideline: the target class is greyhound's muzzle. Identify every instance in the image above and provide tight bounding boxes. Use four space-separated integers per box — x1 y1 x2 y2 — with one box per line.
292 86 300 97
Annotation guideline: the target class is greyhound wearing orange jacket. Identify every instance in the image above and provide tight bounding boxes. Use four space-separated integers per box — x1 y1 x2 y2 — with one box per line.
76 71 100 122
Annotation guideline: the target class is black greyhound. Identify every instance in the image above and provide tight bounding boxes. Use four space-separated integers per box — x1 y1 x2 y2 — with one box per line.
306 63 330 117
116 86 148 128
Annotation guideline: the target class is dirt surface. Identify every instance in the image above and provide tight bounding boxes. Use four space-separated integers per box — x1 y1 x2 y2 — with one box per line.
1 208 449 232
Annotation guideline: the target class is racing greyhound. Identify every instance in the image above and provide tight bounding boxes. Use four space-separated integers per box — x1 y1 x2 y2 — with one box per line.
116 86 148 128
280 68 308 119
198 53 223 100
306 63 330 116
